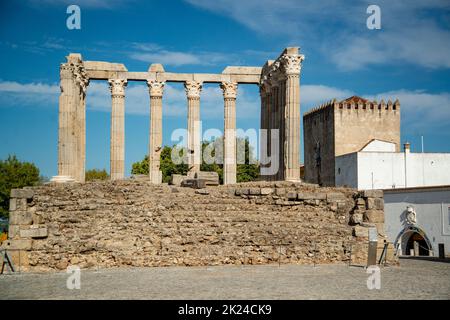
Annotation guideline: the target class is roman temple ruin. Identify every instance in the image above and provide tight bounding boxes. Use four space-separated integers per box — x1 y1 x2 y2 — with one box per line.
50 47 305 185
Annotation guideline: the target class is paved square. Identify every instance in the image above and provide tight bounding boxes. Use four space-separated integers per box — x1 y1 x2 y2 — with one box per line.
1 258 449 300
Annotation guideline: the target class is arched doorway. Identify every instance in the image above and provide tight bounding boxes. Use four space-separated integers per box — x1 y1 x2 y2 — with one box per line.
394 226 433 256
405 232 430 256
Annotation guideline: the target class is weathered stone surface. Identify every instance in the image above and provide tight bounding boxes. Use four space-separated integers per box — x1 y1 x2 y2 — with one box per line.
260 188 273 195
9 211 33 225
170 174 187 186
353 226 369 238
5 180 389 271
287 191 297 200
195 189 209 195
350 212 364 225
326 192 346 203
19 226 48 239
181 178 206 189
3 239 33 250
8 225 20 238
363 189 383 198
10 188 34 199
366 197 384 210
194 171 219 186
364 210 384 223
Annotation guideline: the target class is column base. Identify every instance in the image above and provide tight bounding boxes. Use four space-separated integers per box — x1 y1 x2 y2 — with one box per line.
50 175 76 183
150 170 162 184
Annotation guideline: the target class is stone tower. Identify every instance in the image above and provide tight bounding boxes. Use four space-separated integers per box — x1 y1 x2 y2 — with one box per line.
303 96 400 186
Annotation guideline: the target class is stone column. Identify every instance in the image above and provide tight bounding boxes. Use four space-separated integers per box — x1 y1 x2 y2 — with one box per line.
270 82 279 181
221 81 238 185
281 52 304 181
147 80 165 184
51 54 87 183
259 84 267 178
277 75 286 181
109 79 127 180
185 81 202 175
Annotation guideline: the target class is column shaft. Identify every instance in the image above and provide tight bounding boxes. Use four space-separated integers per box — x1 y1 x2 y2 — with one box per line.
147 80 164 183
109 79 127 180
285 73 301 181
52 54 87 183
185 81 202 174
221 82 238 185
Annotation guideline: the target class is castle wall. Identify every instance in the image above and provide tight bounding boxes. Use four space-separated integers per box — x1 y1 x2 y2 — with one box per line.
303 106 335 186
334 102 400 156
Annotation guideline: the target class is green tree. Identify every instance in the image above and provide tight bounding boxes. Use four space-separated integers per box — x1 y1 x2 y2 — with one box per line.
131 146 189 183
236 138 260 182
131 155 149 175
85 169 109 181
0 155 41 219
131 137 260 184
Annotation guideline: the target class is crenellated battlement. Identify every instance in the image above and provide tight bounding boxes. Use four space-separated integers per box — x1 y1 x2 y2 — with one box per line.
304 96 400 118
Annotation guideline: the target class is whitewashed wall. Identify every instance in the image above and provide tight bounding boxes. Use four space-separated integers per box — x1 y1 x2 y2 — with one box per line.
384 187 450 256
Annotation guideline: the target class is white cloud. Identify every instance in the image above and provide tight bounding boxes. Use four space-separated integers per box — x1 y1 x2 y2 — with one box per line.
186 0 450 70
301 85 354 109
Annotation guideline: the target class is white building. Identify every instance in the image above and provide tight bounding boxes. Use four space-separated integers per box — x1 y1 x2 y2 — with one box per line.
384 186 450 257
335 139 450 190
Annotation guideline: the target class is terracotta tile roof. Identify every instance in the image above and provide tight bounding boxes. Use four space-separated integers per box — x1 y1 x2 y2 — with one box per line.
339 96 368 104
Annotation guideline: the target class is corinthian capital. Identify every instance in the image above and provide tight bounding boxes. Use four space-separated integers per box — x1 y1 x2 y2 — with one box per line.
280 53 305 75
108 79 127 97
184 81 202 98
220 81 238 99
147 80 165 97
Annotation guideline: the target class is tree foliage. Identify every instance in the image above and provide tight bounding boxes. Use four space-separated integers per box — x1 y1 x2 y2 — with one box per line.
0 155 41 219
85 169 109 181
130 137 259 184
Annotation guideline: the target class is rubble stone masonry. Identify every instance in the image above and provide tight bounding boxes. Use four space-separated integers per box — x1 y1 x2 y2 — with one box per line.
2 181 395 272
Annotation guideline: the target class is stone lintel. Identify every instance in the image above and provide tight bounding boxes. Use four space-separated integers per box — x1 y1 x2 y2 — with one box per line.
84 61 128 72
222 66 262 75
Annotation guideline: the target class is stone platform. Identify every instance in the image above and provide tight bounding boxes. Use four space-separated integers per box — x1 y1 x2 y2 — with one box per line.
1 180 394 272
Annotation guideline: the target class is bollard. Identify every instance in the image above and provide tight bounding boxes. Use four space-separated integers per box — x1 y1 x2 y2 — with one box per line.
438 243 445 259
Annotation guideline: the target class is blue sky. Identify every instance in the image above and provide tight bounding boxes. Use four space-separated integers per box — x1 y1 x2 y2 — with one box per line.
0 0 449 178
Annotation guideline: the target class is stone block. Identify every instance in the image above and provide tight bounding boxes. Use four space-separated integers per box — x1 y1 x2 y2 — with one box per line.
366 197 384 210
9 198 17 211
194 171 219 186
249 188 261 195
364 210 384 223
296 192 316 200
9 211 33 225
234 189 242 196
350 213 363 224
180 178 206 189
356 198 365 208
287 191 297 200
374 223 386 236
10 188 34 199
2 239 33 250
326 192 346 203
20 225 48 239
275 188 286 196
260 188 273 195
8 225 20 238
353 226 369 238
363 189 383 198
170 174 187 186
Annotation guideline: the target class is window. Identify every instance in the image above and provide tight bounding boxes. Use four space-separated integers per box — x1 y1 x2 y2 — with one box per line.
338 168 341 175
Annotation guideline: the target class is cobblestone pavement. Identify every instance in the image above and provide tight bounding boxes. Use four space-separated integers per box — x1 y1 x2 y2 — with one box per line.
1 258 449 300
